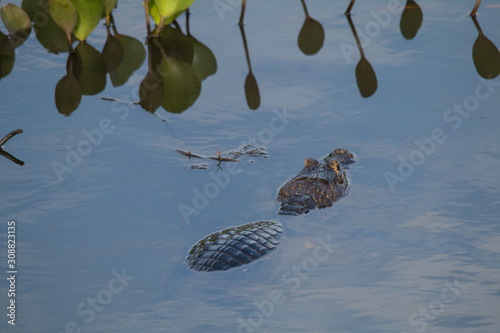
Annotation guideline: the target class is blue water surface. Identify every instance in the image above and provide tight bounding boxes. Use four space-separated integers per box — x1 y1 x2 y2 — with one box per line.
1 0 499 332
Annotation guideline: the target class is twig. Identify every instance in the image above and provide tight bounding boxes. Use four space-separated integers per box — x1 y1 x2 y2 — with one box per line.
0 129 22 146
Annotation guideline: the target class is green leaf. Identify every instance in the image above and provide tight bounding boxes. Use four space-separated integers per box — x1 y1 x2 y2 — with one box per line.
55 73 82 116
148 0 185 26
148 0 161 25
71 42 106 95
158 57 201 113
103 0 117 16
69 0 103 41
48 0 77 37
23 0 74 53
0 31 15 80
35 15 74 52
154 0 193 19
1 4 31 36
109 34 146 87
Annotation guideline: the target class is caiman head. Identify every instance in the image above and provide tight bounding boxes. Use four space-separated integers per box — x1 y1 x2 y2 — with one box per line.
324 148 356 166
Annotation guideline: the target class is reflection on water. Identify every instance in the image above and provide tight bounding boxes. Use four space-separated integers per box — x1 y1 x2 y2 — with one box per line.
298 0 324 56
346 14 378 98
0 3 31 48
400 0 423 40
3 0 498 114
0 3 31 81
240 23 260 110
470 0 482 16
0 30 16 80
0 129 24 166
239 0 247 25
471 16 500 79
345 0 356 15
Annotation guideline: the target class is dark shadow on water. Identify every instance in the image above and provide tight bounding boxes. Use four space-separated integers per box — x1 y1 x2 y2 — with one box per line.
298 0 324 56
345 0 356 16
400 0 423 40
240 23 261 110
346 15 377 98
470 16 500 79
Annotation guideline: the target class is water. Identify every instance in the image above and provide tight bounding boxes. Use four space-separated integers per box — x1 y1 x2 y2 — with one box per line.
1 0 499 332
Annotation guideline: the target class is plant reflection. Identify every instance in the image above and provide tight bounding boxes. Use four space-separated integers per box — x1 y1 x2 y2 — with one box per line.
470 15 500 79
470 0 481 16
22 0 74 53
346 15 378 98
1 4 31 48
0 31 16 81
21 0 145 115
345 0 355 16
139 2 217 114
298 0 324 56
0 129 24 166
0 0 497 116
399 0 423 40
107 15 146 87
0 3 31 81
239 23 260 110
239 0 246 25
